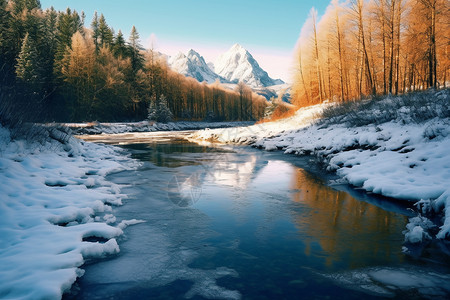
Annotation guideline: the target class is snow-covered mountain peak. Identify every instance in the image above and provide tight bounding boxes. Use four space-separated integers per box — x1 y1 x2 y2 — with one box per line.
230 43 246 52
172 51 187 60
168 49 223 84
187 49 201 59
167 44 287 97
214 44 284 88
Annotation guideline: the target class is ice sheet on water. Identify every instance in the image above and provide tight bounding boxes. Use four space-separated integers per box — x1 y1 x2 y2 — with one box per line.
320 266 450 298
76 164 242 300
80 225 241 299
183 267 240 299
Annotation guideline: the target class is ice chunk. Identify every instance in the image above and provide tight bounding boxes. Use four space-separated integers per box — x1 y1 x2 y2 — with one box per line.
80 239 120 258
117 219 146 230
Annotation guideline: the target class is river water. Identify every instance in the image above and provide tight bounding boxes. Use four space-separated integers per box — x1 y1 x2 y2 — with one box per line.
68 132 450 299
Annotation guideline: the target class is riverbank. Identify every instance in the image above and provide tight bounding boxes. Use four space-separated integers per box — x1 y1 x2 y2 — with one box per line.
188 90 450 242
66 120 254 135
0 126 140 299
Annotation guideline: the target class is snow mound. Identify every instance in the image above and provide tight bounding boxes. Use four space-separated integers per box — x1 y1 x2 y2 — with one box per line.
0 125 137 299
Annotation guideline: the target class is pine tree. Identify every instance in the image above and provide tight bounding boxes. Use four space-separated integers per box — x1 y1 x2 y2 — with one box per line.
147 94 173 122
91 11 99 51
15 31 44 120
4 0 42 73
80 11 85 25
147 95 158 121
98 14 113 48
24 0 41 10
157 94 173 123
43 7 58 48
40 7 58 85
0 0 10 61
16 33 39 84
129 25 141 50
112 30 127 58
54 8 83 79
0 0 7 34
10 0 41 13
128 25 144 72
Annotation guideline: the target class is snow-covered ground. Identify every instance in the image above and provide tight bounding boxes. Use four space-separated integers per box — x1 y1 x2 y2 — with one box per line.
66 120 253 135
188 103 323 145
188 91 450 241
0 126 140 299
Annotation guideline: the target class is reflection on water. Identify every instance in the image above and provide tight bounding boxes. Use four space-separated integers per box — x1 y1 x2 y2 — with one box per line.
196 156 410 269
121 139 411 272
205 152 258 190
290 169 407 269
122 140 230 168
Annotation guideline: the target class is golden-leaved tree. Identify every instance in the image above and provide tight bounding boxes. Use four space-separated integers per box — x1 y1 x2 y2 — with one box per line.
292 0 449 108
62 30 96 120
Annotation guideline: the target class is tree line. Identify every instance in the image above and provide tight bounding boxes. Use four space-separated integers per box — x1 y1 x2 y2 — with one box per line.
292 0 449 107
0 0 266 126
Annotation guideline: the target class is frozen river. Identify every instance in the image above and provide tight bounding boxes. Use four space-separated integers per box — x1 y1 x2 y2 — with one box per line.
67 132 450 299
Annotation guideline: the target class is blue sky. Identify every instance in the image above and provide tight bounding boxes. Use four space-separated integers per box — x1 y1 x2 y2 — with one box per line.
40 0 331 82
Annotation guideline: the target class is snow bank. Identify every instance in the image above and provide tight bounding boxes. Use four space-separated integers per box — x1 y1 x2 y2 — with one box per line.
0 126 137 299
188 92 450 239
188 103 325 145
66 120 254 135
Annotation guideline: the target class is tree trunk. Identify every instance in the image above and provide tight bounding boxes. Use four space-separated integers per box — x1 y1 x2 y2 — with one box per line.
327 41 332 100
431 0 437 88
299 50 310 105
312 11 324 103
381 1 387 94
335 6 346 101
395 0 402 95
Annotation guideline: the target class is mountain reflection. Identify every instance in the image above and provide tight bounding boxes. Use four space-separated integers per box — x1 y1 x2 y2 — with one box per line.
290 168 407 269
192 152 407 271
207 153 259 190
118 138 408 270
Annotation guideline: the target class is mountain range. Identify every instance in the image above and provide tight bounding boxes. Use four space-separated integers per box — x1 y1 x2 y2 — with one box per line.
167 44 288 100
168 49 225 84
